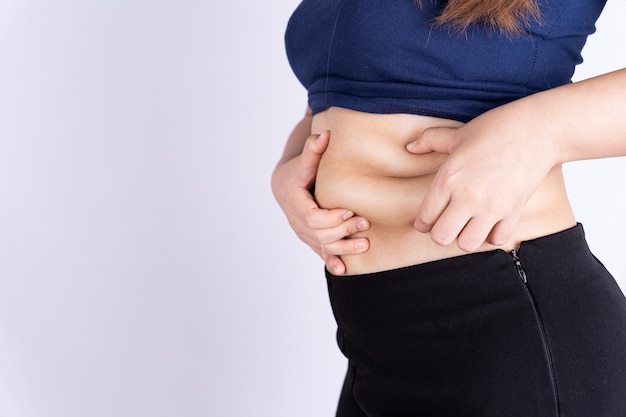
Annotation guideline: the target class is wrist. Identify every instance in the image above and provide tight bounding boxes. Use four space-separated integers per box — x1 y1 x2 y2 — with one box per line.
498 91 565 171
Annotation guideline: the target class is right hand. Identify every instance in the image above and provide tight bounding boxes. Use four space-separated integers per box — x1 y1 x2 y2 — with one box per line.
271 130 370 275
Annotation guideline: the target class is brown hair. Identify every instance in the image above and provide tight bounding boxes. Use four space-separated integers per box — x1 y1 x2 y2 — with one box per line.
417 0 541 35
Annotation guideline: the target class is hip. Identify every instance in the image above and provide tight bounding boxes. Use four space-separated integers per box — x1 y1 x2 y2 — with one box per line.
327 224 626 417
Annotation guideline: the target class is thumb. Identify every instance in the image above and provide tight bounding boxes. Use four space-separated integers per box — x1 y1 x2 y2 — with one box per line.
406 126 459 155
300 130 330 172
296 130 330 186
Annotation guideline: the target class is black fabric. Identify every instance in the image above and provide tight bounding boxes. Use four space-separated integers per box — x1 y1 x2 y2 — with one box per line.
326 224 626 417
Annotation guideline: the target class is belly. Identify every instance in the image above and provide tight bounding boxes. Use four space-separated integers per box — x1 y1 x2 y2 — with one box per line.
312 107 576 275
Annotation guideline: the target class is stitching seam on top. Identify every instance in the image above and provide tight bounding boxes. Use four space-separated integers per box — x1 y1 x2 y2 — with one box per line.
526 0 570 91
325 0 346 109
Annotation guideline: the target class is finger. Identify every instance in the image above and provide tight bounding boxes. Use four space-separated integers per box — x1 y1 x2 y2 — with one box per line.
322 236 371 276
299 131 330 177
486 215 520 247
456 216 498 252
414 180 451 233
297 212 370 252
306 210 370 236
406 126 458 155
305 208 356 229
320 237 370 257
304 215 369 251
427 202 471 247
316 218 370 245
323 254 346 276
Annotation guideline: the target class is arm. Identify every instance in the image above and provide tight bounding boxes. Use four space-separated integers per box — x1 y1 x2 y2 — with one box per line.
271 107 370 275
406 68 626 251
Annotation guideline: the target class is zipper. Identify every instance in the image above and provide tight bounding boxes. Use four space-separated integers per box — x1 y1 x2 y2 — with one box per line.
509 250 561 416
511 249 527 283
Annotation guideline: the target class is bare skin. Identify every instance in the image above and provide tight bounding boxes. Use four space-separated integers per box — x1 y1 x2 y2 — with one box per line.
272 69 626 276
311 107 576 275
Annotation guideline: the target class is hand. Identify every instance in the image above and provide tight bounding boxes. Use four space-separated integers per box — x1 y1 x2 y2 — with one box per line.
272 130 370 275
405 106 558 251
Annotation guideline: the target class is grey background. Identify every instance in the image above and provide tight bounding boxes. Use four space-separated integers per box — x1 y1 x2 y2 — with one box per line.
0 1 625 416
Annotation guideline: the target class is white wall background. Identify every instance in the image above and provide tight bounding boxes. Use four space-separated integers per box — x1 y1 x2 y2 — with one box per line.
0 1 624 416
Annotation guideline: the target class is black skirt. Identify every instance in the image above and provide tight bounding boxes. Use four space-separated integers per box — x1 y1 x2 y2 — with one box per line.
326 224 626 417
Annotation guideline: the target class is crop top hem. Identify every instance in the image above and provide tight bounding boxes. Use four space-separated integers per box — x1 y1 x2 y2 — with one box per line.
310 93 504 123
286 0 607 124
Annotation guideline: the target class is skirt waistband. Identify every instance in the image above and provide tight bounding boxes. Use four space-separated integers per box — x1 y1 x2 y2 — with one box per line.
324 222 603 356
326 223 588 283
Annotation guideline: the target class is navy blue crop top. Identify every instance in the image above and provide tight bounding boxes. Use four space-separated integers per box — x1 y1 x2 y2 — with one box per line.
285 0 607 122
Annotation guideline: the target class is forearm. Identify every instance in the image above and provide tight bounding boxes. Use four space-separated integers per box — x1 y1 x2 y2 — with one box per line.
506 68 626 165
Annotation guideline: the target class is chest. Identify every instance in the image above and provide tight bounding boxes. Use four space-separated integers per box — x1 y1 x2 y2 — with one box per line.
286 0 606 92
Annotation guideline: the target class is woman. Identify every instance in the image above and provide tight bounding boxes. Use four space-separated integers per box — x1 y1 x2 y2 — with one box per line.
272 0 626 416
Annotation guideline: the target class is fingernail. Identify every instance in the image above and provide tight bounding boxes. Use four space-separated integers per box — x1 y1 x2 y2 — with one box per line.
355 239 368 250
342 210 354 220
333 266 343 275
318 130 329 140
357 219 369 230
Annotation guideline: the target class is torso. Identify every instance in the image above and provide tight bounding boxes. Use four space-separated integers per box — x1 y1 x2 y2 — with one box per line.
312 107 577 275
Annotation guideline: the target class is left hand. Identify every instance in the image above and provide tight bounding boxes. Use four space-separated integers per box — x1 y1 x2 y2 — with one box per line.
405 106 558 251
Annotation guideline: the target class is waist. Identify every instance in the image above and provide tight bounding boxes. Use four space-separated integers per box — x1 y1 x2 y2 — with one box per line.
312 107 577 275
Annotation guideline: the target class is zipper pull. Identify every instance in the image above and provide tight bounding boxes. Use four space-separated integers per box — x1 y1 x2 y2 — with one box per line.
511 249 527 283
